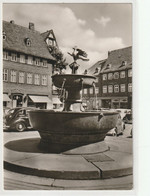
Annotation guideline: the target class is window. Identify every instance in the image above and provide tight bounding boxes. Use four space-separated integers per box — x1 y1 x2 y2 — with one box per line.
28 56 33 65
108 85 113 93
95 87 99 94
108 73 113 80
128 69 132 77
89 88 93 94
41 75 47 86
120 71 126 78
3 51 8 60
25 38 31 46
105 64 111 70
34 74 40 85
120 84 126 92
3 31 6 40
11 53 17 62
19 72 25 83
20 54 25 63
128 83 132 92
94 68 100 74
10 70 17 82
42 60 47 67
27 73 33 84
121 61 127 66
83 89 87 94
114 85 119 93
35 58 40 66
47 39 53 46
3 69 8 81
103 86 107 93
103 74 107 80
114 72 119 79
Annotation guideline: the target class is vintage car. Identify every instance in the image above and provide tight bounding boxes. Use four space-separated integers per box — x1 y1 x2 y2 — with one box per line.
4 107 37 132
106 113 125 136
123 112 132 124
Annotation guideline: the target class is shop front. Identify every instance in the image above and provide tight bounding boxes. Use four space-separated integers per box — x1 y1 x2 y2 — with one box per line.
11 93 23 107
112 97 128 109
28 95 52 109
102 99 111 109
3 93 11 114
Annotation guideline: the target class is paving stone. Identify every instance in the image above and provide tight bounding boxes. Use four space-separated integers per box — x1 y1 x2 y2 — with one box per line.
4 170 54 186
53 175 133 190
8 153 100 180
83 153 114 162
103 151 133 165
4 147 40 163
93 161 133 179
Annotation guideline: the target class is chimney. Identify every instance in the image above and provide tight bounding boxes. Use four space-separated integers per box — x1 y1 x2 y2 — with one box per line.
10 20 15 24
29 22 35 30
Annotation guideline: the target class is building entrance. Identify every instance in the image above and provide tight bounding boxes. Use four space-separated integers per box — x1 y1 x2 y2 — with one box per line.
12 94 23 107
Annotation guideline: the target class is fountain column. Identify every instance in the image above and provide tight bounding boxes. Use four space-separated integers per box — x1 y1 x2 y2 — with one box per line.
63 87 84 112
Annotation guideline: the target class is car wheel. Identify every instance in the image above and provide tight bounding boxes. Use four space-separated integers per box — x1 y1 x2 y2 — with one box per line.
15 122 26 132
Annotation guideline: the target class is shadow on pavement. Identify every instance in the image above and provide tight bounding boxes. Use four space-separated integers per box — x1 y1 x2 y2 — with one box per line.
4 138 44 153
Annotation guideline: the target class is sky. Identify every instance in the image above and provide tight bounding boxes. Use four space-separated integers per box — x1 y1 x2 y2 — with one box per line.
3 3 132 73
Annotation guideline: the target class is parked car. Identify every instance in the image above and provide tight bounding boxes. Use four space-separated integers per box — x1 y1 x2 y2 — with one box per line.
106 114 125 136
106 128 117 136
4 107 37 132
123 112 132 124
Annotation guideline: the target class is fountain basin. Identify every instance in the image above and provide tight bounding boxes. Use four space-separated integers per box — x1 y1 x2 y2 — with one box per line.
28 110 119 152
52 74 96 89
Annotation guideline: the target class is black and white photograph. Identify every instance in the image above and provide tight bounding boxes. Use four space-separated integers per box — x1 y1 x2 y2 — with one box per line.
2 2 133 191
1 1 149 195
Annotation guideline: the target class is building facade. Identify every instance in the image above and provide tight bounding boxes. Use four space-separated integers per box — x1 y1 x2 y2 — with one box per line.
3 20 56 111
82 46 132 110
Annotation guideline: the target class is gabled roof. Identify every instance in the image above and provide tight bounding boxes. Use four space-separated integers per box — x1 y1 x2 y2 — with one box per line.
3 20 55 61
41 31 51 40
87 59 106 75
41 29 58 47
101 46 132 73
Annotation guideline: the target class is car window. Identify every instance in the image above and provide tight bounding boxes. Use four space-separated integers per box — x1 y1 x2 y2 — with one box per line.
7 109 15 115
26 110 30 116
17 110 26 117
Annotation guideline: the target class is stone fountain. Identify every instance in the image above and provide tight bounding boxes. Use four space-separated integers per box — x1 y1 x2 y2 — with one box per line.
28 47 119 153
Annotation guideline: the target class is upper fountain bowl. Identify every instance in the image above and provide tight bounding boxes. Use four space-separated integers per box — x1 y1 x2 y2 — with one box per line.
52 74 96 89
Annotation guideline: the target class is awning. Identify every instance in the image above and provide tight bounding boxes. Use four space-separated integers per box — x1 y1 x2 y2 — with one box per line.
52 97 62 104
3 94 11 102
112 99 119 102
120 99 128 102
29 95 52 103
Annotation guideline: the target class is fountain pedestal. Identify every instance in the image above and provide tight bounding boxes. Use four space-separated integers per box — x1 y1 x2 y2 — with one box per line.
63 88 83 112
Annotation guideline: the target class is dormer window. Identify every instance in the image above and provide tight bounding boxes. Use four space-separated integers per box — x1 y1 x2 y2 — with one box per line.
94 67 100 74
3 31 6 40
121 61 127 66
105 64 111 70
35 58 40 66
25 38 31 46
